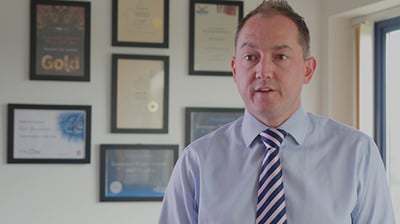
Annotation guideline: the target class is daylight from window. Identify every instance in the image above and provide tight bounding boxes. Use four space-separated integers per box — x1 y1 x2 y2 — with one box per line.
385 29 400 222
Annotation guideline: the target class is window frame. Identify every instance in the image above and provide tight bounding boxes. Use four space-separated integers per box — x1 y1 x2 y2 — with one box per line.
374 16 400 165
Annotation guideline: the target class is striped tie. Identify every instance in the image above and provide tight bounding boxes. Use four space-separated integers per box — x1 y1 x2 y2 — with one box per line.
256 128 287 224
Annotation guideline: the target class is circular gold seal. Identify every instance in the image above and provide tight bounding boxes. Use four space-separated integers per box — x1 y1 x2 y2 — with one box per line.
148 101 159 112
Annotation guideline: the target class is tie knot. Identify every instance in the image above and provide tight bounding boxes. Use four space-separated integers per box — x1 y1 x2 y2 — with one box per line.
259 128 286 149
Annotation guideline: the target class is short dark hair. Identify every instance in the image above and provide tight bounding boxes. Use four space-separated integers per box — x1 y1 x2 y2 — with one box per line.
234 0 310 57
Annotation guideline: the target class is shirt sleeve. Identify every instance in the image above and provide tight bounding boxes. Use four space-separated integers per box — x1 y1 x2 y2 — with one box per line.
351 137 396 223
158 149 199 224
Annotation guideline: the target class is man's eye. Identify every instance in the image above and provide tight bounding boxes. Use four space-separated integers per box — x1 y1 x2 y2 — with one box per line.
274 54 288 61
244 55 256 61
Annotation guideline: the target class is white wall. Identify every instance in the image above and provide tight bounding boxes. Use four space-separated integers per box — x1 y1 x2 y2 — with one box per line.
0 0 377 223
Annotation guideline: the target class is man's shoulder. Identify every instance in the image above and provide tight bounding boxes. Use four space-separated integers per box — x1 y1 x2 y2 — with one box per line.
306 112 368 138
195 116 243 142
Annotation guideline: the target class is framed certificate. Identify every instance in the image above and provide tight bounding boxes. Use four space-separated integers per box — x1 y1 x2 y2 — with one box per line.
7 104 91 163
112 0 169 48
30 0 91 81
185 107 244 146
189 0 243 76
100 144 179 201
111 54 169 133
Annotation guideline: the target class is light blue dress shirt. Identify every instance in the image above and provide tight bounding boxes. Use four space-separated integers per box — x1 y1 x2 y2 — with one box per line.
159 107 395 223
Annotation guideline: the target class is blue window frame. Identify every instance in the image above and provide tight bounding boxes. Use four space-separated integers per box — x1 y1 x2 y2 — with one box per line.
374 16 400 166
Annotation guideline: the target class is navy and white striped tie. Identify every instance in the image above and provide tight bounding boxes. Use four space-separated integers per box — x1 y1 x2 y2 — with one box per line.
256 128 287 224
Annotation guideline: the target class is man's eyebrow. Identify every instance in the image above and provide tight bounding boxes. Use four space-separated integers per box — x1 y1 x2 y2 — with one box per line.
239 41 258 49
239 42 292 51
273 44 292 51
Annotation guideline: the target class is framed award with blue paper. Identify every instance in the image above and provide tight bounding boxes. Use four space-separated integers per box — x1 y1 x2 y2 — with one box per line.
100 144 179 201
7 104 91 163
185 107 244 146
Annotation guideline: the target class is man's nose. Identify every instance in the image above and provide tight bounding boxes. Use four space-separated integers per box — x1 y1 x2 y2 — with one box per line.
255 56 273 79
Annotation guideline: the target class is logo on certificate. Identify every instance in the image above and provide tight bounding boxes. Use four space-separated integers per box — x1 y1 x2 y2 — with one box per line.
148 101 159 112
110 181 123 194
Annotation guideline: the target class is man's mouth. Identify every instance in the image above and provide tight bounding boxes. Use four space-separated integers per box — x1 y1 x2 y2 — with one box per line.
256 87 273 92
260 88 272 92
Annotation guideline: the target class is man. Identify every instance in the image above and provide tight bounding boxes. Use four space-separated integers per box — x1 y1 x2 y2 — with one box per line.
159 0 395 223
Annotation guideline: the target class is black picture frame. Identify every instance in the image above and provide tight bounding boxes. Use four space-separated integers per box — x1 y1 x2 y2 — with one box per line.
7 104 91 163
30 0 91 81
111 54 169 133
99 144 179 202
189 0 243 76
112 0 169 48
185 107 244 146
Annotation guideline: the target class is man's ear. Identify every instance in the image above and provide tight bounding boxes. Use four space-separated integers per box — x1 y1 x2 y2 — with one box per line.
304 56 317 84
231 57 237 81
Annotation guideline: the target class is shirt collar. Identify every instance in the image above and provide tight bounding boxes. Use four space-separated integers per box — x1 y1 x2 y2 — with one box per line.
242 106 309 147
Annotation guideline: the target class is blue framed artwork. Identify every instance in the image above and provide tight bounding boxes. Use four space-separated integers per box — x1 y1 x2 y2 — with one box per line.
185 107 244 146
7 104 91 163
100 144 178 201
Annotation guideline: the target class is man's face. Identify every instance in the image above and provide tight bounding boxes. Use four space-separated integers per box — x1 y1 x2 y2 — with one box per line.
231 14 316 127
